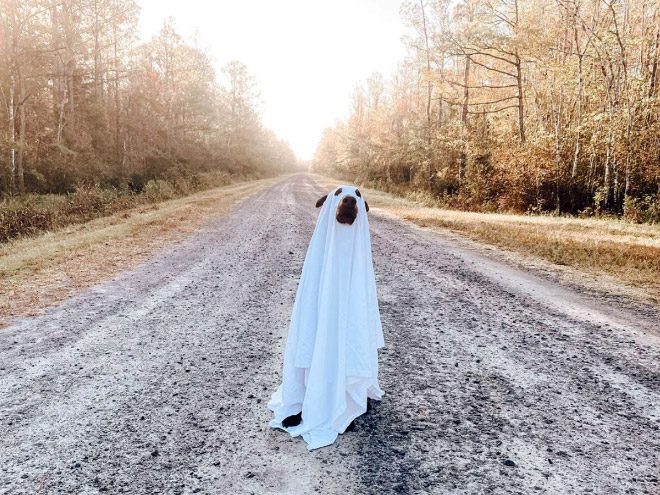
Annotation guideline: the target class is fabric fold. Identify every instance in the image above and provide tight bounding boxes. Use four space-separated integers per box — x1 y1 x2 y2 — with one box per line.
268 185 384 450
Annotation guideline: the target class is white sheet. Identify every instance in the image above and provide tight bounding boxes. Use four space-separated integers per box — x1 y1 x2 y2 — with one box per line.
268 185 385 450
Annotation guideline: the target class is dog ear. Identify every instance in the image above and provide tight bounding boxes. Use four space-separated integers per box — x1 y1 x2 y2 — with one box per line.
316 194 327 208
354 189 368 211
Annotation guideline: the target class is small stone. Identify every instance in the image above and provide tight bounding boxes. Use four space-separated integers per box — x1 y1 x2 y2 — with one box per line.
151 450 159 457
504 460 516 467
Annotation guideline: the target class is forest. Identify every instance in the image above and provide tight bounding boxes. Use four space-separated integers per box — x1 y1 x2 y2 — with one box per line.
0 0 296 197
313 0 660 222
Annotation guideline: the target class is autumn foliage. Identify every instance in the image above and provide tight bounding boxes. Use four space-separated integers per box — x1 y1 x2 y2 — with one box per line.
313 0 660 223
0 1 297 197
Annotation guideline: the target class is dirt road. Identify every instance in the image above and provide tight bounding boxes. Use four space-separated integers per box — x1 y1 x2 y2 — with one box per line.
1 174 659 494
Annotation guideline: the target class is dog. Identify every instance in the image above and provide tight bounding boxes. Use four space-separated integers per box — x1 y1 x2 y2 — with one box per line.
280 187 371 431
282 400 374 428
315 187 369 225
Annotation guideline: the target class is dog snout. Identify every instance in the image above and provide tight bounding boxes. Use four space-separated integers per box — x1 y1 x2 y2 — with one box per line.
336 194 358 225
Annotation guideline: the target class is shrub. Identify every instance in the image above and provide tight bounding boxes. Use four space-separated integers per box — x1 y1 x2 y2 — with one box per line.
624 194 660 224
64 185 114 218
0 208 54 242
1 170 263 243
144 180 176 202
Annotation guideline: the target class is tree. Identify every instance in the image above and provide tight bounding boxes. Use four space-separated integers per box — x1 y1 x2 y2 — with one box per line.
314 0 660 221
0 5 296 196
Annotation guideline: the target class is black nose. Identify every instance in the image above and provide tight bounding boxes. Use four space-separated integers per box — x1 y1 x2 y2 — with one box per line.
343 196 357 205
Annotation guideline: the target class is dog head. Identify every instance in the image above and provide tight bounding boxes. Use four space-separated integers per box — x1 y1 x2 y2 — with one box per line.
336 191 358 225
315 187 369 225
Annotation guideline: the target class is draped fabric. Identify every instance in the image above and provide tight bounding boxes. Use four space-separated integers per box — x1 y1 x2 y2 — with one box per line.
268 185 385 450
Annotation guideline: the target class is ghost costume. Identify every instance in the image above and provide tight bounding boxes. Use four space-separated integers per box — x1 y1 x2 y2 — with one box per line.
268 185 385 450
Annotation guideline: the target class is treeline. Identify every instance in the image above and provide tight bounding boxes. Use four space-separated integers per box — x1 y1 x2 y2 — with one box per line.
1 0 297 196
313 0 660 222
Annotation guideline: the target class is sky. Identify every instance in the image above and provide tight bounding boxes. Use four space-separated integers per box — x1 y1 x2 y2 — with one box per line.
138 0 409 160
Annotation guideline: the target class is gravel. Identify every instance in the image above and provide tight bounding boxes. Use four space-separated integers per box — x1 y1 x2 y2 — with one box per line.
1 174 659 494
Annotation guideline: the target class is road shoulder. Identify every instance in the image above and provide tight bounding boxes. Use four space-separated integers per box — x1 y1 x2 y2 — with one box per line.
0 176 286 327
311 174 660 331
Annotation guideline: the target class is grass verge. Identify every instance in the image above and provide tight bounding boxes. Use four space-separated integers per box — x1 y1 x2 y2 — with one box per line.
0 171 256 243
313 175 660 306
0 176 284 326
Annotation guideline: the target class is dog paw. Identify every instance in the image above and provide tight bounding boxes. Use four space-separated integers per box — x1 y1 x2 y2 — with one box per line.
282 412 302 428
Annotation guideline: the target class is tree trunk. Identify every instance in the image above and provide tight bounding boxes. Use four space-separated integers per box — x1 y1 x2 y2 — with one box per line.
604 146 611 210
419 0 433 189
649 29 659 98
68 61 75 131
57 84 67 145
461 56 470 126
64 1 75 132
572 51 583 179
513 0 525 144
17 73 26 192
114 23 121 168
51 0 61 123
515 54 526 144
604 100 615 209
459 55 471 188
9 73 16 192
553 84 562 212
94 0 102 100
419 0 432 139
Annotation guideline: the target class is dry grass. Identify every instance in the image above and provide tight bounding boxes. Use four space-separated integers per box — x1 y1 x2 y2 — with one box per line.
313 174 660 305
0 176 284 326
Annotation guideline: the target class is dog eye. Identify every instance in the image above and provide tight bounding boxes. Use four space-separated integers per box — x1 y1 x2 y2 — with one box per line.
355 189 361 198
334 187 343 196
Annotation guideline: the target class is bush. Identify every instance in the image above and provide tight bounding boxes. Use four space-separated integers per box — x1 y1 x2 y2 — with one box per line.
1 170 263 243
64 185 115 218
624 194 660 224
0 208 54 242
144 180 176 202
